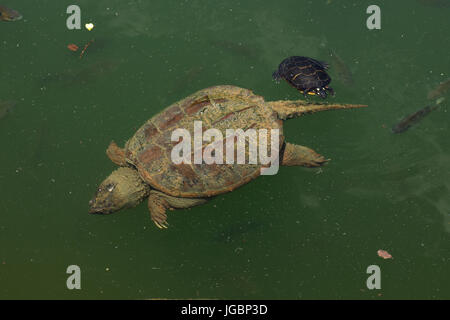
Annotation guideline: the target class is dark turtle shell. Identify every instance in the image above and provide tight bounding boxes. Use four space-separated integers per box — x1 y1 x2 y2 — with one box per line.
273 56 333 98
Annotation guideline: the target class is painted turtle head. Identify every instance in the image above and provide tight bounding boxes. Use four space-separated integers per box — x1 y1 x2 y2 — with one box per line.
316 88 328 99
315 86 334 99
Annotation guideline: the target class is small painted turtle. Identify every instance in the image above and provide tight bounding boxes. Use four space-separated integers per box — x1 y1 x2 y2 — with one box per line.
273 56 334 99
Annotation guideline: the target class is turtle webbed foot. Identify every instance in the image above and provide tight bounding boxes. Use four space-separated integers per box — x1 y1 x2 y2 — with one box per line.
281 143 329 167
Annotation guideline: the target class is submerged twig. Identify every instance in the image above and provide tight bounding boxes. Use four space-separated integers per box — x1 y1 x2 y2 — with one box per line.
80 39 94 59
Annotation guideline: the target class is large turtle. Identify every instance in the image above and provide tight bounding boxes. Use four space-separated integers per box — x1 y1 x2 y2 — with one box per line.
89 85 366 228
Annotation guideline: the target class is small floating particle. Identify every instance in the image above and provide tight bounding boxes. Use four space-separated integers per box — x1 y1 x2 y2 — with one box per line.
85 23 94 31
67 44 79 52
79 39 94 59
377 249 393 259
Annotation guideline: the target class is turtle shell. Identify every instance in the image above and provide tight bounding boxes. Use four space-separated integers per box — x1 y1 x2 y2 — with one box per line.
125 85 284 198
273 56 331 92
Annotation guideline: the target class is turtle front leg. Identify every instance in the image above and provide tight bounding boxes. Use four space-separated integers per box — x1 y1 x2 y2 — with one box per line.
148 191 170 229
148 190 208 229
281 143 329 167
106 141 127 166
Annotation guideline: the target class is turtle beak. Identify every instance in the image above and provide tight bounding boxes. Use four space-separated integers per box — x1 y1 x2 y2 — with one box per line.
88 189 117 214
88 197 117 215
88 199 102 214
88 199 106 214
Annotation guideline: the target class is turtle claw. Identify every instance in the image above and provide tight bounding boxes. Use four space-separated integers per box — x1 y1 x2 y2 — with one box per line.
148 192 171 229
154 221 163 229
153 219 169 229
310 157 330 167
152 215 169 229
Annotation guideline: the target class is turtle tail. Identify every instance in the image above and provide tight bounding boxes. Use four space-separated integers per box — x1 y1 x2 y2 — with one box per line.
268 100 367 120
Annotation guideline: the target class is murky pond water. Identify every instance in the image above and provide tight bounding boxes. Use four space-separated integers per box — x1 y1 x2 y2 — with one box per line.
0 0 449 299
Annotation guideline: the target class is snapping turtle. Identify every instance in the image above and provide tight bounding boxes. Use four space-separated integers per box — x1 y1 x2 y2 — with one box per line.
89 85 365 228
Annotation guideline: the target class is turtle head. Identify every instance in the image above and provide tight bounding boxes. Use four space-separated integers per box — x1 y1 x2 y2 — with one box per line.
314 87 334 99
89 167 150 215
316 88 327 99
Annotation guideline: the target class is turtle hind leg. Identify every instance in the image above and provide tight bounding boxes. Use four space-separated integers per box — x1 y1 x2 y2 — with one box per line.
148 190 207 229
106 141 127 166
281 143 329 167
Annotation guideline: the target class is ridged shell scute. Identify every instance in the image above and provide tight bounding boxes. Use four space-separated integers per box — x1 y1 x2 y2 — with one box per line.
125 85 284 198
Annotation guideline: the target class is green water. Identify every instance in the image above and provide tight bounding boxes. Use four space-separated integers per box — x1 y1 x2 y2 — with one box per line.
0 0 449 299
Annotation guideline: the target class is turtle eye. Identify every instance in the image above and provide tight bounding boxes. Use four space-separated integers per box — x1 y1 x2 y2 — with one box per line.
106 184 115 192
